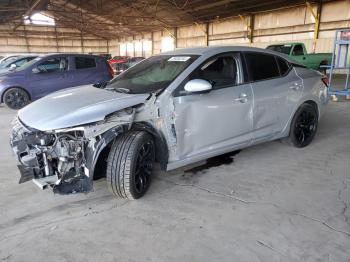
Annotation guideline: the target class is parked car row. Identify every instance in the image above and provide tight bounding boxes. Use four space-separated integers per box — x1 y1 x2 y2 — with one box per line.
1 41 328 110
0 53 113 109
108 55 130 65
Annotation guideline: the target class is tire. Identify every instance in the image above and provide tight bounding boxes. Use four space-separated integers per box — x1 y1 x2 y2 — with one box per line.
106 131 155 199
3 88 30 109
288 103 318 148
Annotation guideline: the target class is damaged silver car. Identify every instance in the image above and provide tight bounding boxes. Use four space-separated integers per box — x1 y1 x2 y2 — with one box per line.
10 46 329 199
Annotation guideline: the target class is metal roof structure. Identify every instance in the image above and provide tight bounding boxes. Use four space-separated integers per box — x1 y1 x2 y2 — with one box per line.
0 0 333 39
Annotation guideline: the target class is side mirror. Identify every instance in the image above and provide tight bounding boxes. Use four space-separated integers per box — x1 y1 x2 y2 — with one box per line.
32 67 41 74
184 79 212 93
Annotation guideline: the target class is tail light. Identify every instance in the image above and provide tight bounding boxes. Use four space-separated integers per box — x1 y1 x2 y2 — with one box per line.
107 61 114 77
321 76 329 87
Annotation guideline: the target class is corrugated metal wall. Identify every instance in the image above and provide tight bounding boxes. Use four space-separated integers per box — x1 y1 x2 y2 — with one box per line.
0 24 110 55
116 0 350 57
0 0 349 57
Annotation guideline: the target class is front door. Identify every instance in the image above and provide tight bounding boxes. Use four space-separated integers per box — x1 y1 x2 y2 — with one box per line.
172 53 253 160
28 56 69 99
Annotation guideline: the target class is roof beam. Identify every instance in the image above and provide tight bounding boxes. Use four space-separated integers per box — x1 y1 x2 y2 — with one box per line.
13 0 48 31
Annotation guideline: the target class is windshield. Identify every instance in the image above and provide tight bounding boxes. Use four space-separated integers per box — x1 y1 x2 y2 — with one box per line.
267 45 292 55
0 56 18 65
0 57 18 68
14 57 41 71
107 55 198 94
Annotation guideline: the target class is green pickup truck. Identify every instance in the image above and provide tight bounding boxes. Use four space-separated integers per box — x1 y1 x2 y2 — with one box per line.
266 43 332 70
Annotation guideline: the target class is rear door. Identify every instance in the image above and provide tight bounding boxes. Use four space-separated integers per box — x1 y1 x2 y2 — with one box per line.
28 56 69 99
69 56 99 86
243 52 303 142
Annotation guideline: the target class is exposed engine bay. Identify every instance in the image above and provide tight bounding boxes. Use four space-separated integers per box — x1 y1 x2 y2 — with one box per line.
9 107 138 194
11 118 90 194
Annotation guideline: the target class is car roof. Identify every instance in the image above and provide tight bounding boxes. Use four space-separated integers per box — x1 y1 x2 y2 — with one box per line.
160 45 296 63
267 42 303 46
36 53 104 59
161 45 280 55
14 54 38 58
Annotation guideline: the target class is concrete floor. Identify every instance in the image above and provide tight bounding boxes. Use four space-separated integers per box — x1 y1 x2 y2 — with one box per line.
0 100 350 262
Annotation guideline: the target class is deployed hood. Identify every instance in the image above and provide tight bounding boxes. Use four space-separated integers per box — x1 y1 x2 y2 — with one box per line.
18 85 149 131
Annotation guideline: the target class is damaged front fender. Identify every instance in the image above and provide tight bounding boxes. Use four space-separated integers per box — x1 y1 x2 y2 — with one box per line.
10 94 163 195
10 116 128 194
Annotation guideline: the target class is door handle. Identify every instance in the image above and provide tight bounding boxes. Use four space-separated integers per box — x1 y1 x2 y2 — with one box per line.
289 83 301 90
234 93 248 103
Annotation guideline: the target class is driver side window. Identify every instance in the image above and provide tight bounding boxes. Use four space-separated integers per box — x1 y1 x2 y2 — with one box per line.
37 57 68 73
190 55 238 89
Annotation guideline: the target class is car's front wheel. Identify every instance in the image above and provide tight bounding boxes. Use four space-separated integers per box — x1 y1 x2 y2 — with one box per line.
289 103 318 148
106 131 155 199
3 87 30 109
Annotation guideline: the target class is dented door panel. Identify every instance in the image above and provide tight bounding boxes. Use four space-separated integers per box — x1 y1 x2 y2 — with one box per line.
250 69 303 142
172 83 253 161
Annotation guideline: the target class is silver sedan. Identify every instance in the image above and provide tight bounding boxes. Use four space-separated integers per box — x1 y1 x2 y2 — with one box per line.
11 46 329 199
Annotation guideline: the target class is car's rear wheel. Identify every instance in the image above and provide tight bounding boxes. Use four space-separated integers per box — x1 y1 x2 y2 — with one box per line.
3 87 30 109
289 103 318 148
106 131 155 199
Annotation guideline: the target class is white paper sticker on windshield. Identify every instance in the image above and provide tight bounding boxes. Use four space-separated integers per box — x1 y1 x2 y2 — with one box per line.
168 56 191 62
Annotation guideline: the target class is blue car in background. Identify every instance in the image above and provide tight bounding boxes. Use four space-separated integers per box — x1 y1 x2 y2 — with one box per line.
0 53 114 109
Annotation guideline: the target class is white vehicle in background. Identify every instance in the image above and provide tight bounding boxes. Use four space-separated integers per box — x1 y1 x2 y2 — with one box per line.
0 55 38 74
0 54 36 66
0 55 19 65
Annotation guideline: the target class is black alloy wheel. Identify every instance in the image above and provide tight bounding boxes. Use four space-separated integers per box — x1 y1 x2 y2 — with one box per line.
134 140 154 195
3 88 30 109
106 131 155 199
289 103 318 148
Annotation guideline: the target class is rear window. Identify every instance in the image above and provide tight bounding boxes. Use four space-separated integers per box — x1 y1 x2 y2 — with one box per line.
75 57 96 69
244 52 280 81
267 45 292 55
276 57 290 76
292 44 304 56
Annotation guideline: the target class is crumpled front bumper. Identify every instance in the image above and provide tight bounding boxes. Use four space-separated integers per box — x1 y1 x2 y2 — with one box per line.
10 117 93 193
10 117 41 183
